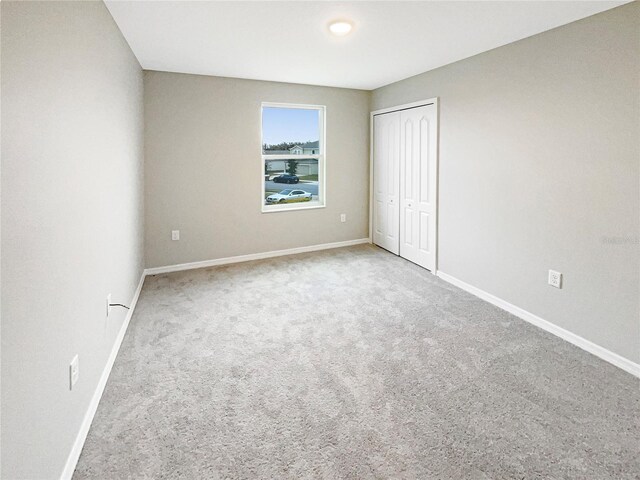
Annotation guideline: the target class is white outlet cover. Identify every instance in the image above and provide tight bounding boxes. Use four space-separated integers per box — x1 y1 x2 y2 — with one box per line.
548 270 562 289
70 355 79 389
172 230 180 241
340 214 346 223
106 293 112 316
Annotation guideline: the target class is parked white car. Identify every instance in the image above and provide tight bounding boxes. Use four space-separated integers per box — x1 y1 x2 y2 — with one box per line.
266 189 313 204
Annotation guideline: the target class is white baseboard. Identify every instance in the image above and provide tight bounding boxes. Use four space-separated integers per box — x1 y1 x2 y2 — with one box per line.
144 238 371 275
60 272 147 480
436 271 640 379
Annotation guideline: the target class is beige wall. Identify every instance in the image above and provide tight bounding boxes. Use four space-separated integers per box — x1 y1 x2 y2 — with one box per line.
372 3 640 363
144 71 370 268
1 2 145 478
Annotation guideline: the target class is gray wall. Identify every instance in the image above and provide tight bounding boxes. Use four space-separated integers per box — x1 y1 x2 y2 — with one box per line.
372 3 640 363
1 2 145 478
144 71 370 268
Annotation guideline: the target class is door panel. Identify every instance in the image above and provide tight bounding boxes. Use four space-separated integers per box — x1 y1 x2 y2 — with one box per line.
400 117 417 262
404 205 413 246
375 200 384 236
373 112 400 255
419 212 430 252
399 104 437 271
420 118 430 203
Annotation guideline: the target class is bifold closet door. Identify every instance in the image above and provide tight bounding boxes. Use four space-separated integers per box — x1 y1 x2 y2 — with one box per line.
373 111 401 255
373 103 437 270
399 104 437 271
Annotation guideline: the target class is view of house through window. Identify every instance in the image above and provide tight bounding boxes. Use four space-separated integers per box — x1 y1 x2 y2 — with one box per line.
262 104 325 210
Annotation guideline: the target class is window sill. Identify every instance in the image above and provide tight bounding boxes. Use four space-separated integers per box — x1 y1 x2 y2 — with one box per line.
262 202 326 213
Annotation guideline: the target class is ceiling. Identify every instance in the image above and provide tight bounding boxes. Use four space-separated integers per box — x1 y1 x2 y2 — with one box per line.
105 1 628 90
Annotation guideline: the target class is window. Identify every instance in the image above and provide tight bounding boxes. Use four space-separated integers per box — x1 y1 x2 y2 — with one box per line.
261 103 325 212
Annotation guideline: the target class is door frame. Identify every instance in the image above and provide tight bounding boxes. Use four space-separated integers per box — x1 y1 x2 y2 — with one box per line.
369 97 440 274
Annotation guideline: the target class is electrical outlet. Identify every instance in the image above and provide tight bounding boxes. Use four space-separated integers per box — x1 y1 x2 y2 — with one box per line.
340 214 346 223
69 355 79 390
106 293 111 316
548 270 562 289
172 230 180 241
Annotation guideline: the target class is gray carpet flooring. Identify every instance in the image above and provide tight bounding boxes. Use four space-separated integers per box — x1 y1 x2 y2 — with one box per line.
74 245 640 479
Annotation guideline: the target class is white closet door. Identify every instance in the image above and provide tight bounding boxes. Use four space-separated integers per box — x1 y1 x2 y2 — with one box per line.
373 112 400 254
399 104 437 271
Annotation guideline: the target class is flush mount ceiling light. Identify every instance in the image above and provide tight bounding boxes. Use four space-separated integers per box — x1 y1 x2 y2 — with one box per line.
328 20 353 37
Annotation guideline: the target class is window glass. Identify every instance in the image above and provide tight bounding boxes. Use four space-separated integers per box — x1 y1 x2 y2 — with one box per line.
264 158 319 205
262 107 320 155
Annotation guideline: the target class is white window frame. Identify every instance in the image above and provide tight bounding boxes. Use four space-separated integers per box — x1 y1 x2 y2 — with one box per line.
261 102 326 213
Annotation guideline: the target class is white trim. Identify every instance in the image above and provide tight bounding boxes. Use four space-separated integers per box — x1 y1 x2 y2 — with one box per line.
369 97 440 275
261 202 326 213
368 111 374 243
59 272 147 480
437 271 640 379
370 97 439 117
262 101 326 110
433 99 440 274
263 154 321 160
144 238 370 275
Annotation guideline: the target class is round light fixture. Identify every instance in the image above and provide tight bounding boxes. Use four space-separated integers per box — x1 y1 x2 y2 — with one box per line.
328 20 353 37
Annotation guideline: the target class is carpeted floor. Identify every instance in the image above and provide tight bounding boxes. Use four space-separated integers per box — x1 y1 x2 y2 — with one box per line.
74 245 640 479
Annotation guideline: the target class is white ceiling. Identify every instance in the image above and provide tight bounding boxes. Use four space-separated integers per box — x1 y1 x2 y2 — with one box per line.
105 1 628 90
